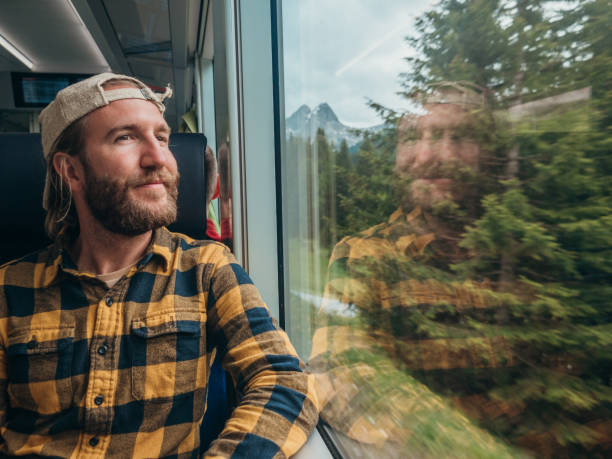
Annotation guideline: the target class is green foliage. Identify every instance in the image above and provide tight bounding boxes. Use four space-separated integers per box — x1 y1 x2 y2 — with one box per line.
311 0 611 456
401 1 611 455
313 309 527 457
338 130 398 240
295 126 399 249
456 185 576 279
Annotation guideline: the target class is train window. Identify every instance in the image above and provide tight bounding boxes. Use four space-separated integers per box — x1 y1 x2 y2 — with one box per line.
277 0 611 457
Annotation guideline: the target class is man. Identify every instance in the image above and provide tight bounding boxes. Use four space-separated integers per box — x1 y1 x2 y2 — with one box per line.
0 73 318 458
308 83 529 457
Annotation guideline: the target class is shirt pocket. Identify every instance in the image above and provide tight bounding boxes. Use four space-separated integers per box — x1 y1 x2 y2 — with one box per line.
6 326 75 414
130 310 205 402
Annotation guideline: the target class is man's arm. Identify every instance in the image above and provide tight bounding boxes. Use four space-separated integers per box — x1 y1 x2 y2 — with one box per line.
203 245 319 458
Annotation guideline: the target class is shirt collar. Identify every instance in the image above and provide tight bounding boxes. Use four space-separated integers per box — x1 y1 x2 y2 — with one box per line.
386 206 435 255
42 226 173 287
388 206 422 225
144 227 173 271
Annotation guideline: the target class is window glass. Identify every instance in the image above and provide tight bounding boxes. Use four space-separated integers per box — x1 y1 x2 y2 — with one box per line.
278 1 611 457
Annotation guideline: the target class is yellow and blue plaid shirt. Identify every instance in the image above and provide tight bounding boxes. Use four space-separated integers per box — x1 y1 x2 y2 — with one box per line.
0 227 318 458
310 207 609 456
309 208 532 456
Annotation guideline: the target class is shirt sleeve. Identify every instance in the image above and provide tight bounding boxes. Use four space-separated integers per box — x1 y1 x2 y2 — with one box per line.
203 245 319 459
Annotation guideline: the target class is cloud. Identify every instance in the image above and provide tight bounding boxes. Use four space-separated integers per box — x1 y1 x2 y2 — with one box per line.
281 0 434 126
334 23 405 78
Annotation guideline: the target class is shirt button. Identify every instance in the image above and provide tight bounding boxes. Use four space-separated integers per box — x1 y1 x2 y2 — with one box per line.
27 340 37 349
89 436 99 447
94 395 104 406
105 297 113 307
97 344 109 355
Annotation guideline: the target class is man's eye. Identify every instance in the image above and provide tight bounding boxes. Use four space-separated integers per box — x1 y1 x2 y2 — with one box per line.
116 134 132 142
431 128 444 141
400 130 418 143
157 135 169 143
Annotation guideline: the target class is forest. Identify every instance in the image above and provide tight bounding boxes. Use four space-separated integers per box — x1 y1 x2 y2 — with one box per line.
296 0 611 456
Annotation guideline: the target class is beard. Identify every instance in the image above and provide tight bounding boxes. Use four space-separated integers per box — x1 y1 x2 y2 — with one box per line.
82 162 179 236
393 165 481 230
395 157 480 210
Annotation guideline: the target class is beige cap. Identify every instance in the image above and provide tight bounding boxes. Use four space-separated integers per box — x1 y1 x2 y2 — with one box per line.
414 81 486 107
39 72 172 210
39 72 172 158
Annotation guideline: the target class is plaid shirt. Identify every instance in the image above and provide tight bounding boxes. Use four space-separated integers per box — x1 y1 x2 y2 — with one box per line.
317 207 515 368
0 227 318 458
309 207 530 456
310 207 611 456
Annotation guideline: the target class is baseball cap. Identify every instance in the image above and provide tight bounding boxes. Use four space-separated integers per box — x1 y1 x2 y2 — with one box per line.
39 72 172 158
39 72 172 210
413 81 486 107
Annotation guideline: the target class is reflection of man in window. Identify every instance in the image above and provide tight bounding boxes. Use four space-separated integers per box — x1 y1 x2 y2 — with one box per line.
309 83 564 457
396 90 480 211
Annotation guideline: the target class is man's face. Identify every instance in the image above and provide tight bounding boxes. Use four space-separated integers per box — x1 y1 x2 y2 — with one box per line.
395 103 480 209
79 98 179 236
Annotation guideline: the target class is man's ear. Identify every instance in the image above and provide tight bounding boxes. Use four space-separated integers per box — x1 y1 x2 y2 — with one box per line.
53 152 85 192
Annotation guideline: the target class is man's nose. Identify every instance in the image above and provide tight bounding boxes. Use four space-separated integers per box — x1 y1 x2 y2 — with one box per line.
413 139 437 166
140 136 169 169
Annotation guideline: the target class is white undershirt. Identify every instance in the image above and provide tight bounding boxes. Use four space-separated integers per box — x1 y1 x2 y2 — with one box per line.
95 264 134 289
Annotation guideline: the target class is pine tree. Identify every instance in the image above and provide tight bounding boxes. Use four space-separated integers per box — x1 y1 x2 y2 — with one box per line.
396 0 612 455
334 139 353 237
342 131 397 238
315 128 336 248
309 2 610 455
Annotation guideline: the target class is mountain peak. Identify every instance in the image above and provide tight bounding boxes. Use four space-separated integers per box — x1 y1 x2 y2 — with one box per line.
286 104 312 131
286 102 385 148
313 102 339 123
295 104 311 115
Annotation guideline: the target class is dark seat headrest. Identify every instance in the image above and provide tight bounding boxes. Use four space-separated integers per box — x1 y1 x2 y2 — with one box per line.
167 133 208 239
0 132 208 265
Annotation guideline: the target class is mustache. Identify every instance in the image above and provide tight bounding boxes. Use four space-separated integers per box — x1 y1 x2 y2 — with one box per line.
399 160 457 180
398 157 477 181
127 170 179 188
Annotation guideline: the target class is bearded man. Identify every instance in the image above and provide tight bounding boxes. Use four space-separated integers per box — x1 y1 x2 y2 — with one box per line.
0 73 317 458
308 83 537 457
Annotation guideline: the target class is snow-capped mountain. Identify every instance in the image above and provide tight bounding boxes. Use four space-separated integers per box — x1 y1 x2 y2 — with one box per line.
286 103 384 148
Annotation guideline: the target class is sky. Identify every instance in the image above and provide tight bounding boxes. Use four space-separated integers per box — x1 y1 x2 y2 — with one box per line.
281 0 436 127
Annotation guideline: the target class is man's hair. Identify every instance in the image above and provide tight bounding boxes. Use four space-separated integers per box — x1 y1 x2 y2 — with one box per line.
44 116 88 240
